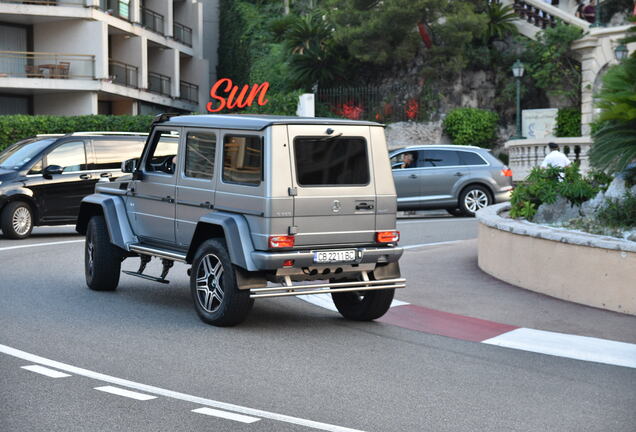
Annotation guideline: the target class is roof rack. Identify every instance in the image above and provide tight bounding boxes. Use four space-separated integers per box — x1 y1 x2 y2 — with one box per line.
68 131 149 136
36 134 65 138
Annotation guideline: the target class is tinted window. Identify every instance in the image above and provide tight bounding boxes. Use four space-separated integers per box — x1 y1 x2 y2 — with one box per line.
458 151 487 166
419 150 460 167
145 130 179 174
295 137 369 186
223 135 262 186
28 159 42 175
93 140 145 170
185 132 216 180
46 141 87 172
391 151 419 169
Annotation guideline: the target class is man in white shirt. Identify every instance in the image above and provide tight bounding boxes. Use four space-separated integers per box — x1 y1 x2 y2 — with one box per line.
541 142 572 168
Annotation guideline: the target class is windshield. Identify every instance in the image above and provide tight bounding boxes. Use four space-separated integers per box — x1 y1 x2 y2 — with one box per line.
0 139 55 170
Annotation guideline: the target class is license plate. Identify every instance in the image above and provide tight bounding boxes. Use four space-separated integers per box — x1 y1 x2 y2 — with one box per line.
313 249 357 263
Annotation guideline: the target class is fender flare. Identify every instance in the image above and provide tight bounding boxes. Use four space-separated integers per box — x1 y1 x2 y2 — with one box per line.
0 188 39 223
76 194 136 250
187 212 258 271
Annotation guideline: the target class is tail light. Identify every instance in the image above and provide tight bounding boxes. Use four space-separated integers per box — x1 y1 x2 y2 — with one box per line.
376 231 400 243
268 235 295 248
501 168 513 177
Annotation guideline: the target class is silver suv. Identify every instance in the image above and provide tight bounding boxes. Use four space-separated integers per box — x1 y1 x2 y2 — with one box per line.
76 114 405 326
389 145 513 216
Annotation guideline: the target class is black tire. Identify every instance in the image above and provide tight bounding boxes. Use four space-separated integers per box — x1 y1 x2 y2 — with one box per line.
331 279 395 321
1 201 34 239
446 208 463 217
85 215 121 291
458 185 492 217
190 239 253 326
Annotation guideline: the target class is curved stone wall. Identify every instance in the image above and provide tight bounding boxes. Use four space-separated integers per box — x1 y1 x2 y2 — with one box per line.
477 203 636 315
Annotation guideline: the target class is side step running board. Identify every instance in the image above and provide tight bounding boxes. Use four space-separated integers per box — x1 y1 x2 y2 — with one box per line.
129 244 187 263
249 277 406 299
122 270 170 284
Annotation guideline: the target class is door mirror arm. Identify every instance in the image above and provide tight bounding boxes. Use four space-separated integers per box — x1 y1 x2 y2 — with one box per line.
42 165 63 179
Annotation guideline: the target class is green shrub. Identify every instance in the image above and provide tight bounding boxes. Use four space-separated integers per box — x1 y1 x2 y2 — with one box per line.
596 193 636 229
442 107 499 148
0 115 154 151
510 165 599 220
555 107 581 137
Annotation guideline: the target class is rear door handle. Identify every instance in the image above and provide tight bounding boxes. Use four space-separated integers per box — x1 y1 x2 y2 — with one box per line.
454 172 466 177
199 201 214 209
100 172 112 178
355 202 375 210
163 196 175 203
409 174 418 179
79 173 92 180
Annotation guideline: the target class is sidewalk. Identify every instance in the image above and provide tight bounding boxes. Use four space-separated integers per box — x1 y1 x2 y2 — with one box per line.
395 239 636 344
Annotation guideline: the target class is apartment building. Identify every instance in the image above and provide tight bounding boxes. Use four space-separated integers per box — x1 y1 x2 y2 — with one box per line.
0 0 212 116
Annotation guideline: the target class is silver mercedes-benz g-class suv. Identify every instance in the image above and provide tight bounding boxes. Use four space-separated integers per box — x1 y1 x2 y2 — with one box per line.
76 114 405 326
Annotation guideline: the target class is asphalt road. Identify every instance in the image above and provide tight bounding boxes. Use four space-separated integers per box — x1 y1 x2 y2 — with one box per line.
1 215 634 431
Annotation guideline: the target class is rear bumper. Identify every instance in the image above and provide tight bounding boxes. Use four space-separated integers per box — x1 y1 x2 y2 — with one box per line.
250 276 406 299
493 187 512 204
251 246 404 270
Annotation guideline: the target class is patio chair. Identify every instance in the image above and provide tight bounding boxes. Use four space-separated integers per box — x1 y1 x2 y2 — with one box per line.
57 62 70 79
24 65 44 78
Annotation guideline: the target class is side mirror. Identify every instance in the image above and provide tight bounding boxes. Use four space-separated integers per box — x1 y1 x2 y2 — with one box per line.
43 165 63 179
121 158 138 173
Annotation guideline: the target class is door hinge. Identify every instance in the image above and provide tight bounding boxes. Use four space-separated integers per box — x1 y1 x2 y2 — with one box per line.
288 187 297 196
288 225 298 235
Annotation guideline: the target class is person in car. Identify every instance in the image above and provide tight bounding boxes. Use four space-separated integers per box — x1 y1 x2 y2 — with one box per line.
401 152 415 169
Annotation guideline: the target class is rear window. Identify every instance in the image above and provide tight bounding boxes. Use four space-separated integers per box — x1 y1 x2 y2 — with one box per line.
222 135 262 186
458 151 487 166
294 137 369 186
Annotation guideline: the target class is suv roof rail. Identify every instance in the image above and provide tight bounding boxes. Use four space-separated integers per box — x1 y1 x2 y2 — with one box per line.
153 113 181 124
68 131 149 136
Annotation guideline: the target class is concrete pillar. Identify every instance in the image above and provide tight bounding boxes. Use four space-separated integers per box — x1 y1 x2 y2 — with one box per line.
94 20 109 80
140 36 148 89
130 0 141 24
171 48 179 98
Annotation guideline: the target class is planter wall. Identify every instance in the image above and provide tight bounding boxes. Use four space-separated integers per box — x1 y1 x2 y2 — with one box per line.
477 203 636 315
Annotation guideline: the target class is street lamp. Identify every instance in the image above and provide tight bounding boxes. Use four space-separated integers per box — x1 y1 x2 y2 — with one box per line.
592 0 602 28
512 59 525 140
615 44 628 62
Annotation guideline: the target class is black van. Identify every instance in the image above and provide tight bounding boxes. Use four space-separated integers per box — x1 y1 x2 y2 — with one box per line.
0 132 147 239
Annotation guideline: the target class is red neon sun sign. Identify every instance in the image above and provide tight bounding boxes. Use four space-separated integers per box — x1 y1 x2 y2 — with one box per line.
206 78 269 112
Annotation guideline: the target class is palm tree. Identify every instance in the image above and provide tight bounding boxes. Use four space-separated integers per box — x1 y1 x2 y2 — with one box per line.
589 23 636 175
484 1 519 44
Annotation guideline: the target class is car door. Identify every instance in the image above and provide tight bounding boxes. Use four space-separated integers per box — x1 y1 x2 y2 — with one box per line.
127 128 180 246
28 140 93 222
390 150 424 209
418 149 468 207
175 129 217 248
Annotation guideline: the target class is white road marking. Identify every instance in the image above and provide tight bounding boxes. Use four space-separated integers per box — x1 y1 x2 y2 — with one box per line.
0 344 365 432
192 407 260 424
402 240 465 250
0 239 84 252
483 328 636 369
21 365 71 378
95 385 157 401
301 294 408 312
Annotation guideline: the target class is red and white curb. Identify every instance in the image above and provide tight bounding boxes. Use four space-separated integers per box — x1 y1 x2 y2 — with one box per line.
301 296 636 369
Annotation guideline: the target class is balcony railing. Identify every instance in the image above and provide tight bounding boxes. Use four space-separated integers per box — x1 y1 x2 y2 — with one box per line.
179 80 198 104
109 60 137 88
148 71 170 96
0 0 84 5
0 51 94 79
173 21 193 47
142 7 164 35
99 0 131 21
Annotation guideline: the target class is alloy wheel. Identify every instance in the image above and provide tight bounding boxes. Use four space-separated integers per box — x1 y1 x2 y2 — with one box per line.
196 254 225 313
12 206 31 236
464 189 489 213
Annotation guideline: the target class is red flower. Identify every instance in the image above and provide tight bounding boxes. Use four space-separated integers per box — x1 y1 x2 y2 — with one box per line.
405 99 419 120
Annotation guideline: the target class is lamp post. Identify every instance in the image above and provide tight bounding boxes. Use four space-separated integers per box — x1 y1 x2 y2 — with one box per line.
615 44 628 62
512 59 525 140
592 0 601 28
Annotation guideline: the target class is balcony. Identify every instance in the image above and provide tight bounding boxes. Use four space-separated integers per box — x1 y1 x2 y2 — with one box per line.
109 60 137 88
142 7 164 35
148 71 170 96
173 21 192 47
0 51 94 79
179 80 198 104
99 0 131 21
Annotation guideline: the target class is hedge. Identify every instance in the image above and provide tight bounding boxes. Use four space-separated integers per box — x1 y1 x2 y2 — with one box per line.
442 107 499 148
555 107 581 137
0 115 155 151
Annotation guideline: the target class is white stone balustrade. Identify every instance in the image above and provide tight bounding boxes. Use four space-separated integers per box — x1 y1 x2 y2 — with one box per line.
504 136 592 181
